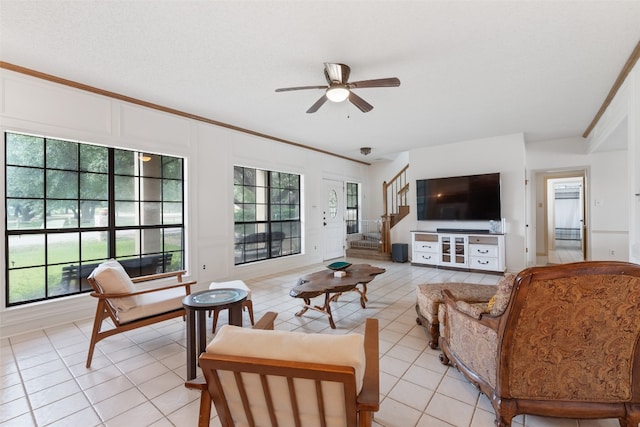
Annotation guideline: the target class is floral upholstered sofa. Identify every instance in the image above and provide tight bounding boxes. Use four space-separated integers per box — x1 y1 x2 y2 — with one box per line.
438 261 640 427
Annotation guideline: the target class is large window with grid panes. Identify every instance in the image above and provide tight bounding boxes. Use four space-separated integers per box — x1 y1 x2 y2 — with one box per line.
233 165 301 265
4 132 185 306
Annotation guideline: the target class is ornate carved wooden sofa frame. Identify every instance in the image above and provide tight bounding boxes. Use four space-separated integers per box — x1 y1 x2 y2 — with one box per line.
439 261 640 427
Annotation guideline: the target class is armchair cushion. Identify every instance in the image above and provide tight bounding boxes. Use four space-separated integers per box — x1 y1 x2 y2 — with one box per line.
116 286 187 323
207 324 366 392
90 259 137 312
489 273 516 315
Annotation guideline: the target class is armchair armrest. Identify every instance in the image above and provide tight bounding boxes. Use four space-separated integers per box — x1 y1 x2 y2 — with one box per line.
90 279 195 299
252 311 278 330
442 289 499 330
131 270 187 283
358 318 380 412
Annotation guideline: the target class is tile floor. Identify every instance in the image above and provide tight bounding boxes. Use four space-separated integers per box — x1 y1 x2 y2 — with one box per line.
0 258 623 427
548 240 583 264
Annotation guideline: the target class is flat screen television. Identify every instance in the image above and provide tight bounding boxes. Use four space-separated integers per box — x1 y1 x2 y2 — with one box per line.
416 173 501 220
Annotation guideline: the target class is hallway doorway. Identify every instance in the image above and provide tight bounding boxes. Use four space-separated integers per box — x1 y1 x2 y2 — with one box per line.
547 176 585 263
535 171 587 265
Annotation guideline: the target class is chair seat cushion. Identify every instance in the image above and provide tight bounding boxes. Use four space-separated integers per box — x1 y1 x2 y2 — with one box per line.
90 259 137 312
117 287 186 323
207 325 366 392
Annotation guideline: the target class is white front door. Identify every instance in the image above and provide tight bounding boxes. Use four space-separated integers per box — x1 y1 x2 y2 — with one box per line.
322 179 345 260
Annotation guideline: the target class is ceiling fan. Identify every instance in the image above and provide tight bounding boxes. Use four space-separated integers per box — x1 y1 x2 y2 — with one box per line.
275 63 401 113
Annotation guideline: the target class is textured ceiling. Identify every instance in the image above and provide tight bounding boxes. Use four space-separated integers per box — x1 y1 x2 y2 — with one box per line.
1 1 639 162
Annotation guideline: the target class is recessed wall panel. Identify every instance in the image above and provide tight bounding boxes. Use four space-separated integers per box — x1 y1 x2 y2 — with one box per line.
3 77 111 134
121 104 190 146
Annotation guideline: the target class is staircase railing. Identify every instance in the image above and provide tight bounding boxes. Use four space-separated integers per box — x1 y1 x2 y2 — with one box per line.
381 164 410 253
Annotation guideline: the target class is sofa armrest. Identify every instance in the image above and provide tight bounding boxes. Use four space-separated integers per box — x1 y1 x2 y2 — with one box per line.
442 289 500 330
441 289 501 389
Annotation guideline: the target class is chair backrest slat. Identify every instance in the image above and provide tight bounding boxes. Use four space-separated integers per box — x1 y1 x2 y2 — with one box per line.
233 371 255 427
260 374 279 427
315 380 328 427
209 371 234 425
286 377 302 427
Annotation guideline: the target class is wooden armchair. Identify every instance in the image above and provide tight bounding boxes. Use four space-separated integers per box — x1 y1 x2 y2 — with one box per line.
185 313 379 427
86 259 195 368
439 261 640 427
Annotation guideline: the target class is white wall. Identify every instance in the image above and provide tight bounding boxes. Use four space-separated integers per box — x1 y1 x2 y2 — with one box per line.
584 57 639 263
382 133 528 273
0 69 371 337
589 150 629 260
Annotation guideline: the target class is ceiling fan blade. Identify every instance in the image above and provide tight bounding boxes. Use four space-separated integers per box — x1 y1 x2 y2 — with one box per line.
275 85 327 92
306 95 328 113
348 92 373 113
324 63 350 84
349 77 401 89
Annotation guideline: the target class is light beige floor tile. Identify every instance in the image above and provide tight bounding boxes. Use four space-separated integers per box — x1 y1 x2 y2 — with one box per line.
437 374 480 406
93 387 147 422
387 378 434 411
45 407 102 427
416 413 457 426
23 368 73 394
0 396 30 423
32 392 90 426
27 378 81 409
0 383 24 404
83 375 135 405
151 384 199 416
0 411 36 427
104 401 164 427
138 371 184 399
376 396 423 427
424 392 475 427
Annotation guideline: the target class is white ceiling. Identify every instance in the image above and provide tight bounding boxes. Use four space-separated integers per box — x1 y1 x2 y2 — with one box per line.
1 1 639 163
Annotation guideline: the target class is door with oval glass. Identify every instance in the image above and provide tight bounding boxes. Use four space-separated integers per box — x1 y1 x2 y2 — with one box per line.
322 179 345 260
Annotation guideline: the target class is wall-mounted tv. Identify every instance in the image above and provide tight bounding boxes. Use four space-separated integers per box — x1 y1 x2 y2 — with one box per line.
416 173 501 221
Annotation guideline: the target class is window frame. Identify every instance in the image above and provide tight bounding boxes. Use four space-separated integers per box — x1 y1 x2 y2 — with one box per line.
346 182 360 235
4 132 186 307
233 165 302 265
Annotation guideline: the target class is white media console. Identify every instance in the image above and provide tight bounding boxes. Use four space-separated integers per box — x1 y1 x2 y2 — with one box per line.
411 230 506 273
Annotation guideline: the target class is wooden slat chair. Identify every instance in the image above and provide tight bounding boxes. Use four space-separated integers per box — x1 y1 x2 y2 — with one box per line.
86 259 196 368
185 314 379 427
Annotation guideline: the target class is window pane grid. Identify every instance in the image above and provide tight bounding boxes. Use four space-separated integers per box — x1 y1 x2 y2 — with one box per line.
5 132 185 307
234 166 301 265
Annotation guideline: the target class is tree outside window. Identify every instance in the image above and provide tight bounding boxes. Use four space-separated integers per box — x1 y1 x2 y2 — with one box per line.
4 132 185 306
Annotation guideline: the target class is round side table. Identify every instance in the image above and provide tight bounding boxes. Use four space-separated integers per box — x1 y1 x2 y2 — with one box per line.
182 288 247 380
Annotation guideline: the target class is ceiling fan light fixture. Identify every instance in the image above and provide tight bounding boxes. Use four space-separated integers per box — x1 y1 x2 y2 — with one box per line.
326 86 350 103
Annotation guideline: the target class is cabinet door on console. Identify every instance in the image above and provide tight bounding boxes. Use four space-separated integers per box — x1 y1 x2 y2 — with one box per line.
412 232 438 266
439 235 468 268
468 235 505 272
